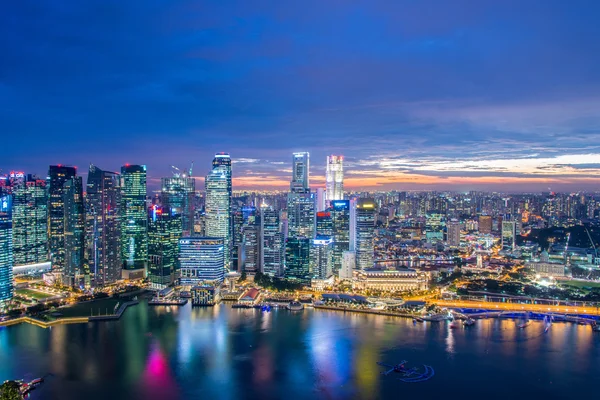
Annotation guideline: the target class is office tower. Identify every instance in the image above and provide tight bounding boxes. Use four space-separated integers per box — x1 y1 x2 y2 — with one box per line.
290 152 310 192
330 200 350 275
310 236 333 280
86 165 121 286
179 237 225 285
325 155 344 201
287 192 315 238
120 164 148 278
161 167 195 235
339 251 355 280
261 206 283 277
425 213 445 243
284 237 311 283
478 215 492 234
231 210 244 271
447 219 461 248
349 198 357 250
205 164 231 268
63 176 86 287
355 198 376 270
502 216 516 252
242 213 260 274
12 174 47 266
212 153 232 261
316 188 326 212
148 206 181 289
0 194 13 305
48 165 77 272
316 211 333 236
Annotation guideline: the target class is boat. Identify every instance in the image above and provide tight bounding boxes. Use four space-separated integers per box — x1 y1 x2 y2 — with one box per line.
592 322 600 332
286 301 304 311
449 320 460 329
543 315 553 333
422 313 449 322
463 318 475 327
412 317 424 324
517 312 531 329
377 361 435 382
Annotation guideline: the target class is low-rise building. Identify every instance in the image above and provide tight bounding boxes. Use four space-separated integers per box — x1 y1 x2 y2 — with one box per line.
238 288 261 305
353 268 428 292
191 285 221 306
527 261 566 278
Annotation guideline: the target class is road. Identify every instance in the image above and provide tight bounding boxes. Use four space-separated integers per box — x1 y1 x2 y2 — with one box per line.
432 299 600 316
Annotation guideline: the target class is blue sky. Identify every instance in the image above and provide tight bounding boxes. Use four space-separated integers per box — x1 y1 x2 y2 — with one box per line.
2 1 600 191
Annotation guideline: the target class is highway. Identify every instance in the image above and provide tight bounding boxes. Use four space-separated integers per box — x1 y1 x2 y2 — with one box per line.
432 299 600 316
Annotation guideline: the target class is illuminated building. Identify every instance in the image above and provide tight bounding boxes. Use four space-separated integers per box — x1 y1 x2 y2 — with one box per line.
310 236 333 280
205 156 231 268
478 215 492 234
63 176 86 287
425 213 445 243
287 191 315 238
120 164 148 278
148 206 181 289
242 215 260 274
290 152 309 192
325 155 344 201
284 236 311 283
502 215 516 252
231 210 243 271
0 194 13 305
86 165 121 286
316 187 326 212
261 206 283 277
447 219 461 248
12 174 47 266
355 198 376 270
339 251 355 280
353 268 428 292
48 165 77 272
316 211 333 236
179 237 225 285
191 285 221 306
161 169 195 236
330 200 350 275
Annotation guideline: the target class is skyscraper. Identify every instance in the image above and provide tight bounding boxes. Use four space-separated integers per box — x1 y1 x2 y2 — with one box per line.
179 237 225 285
161 169 195 235
0 194 13 305
310 236 333 280
284 237 311 283
502 215 516 252
261 206 283 277
447 219 461 248
316 211 333 236
325 155 344 201
148 206 181 289
478 215 492 234
330 200 350 275
120 164 147 278
205 161 231 268
290 152 309 192
63 176 86 287
355 198 376 270
48 165 77 272
242 215 260 274
12 174 47 266
287 192 315 238
86 165 121 286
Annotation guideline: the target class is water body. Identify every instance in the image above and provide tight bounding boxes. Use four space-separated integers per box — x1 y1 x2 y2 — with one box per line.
1 302 599 400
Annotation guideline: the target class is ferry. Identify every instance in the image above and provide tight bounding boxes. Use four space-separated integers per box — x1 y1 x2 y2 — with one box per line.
592 322 600 332
286 301 304 311
463 318 475 327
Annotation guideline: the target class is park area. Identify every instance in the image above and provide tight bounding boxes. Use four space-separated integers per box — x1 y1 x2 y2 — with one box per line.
560 280 600 290
53 298 122 318
15 288 56 301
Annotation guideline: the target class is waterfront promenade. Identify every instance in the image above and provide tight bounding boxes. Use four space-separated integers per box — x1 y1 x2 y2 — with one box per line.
431 299 600 316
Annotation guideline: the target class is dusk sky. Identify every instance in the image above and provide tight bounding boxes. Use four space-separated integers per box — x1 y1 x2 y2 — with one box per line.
2 1 600 192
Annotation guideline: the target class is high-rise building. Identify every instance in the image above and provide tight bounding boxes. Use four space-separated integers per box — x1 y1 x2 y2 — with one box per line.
161 170 195 235
447 220 461 248
310 236 333 280
325 155 344 201
349 198 357 251
48 165 77 272
212 153 232 261
120 164 148 278
12 174 47 266
478 215 492 234
179 237 225 285
284 237 311 283
339 251 355 280
425 213 445 243
290 152 310 192
148 206 181 289
330 200 350 275
86 165 121 286
316 211 333 236
261 206 283 277
0 194 13 305
355 198 377 270
316 187 326 212
205 161 231 268
287 191 315 238
502 216 516 252
63 176 86 287
231 210 244 271
242 215 260 274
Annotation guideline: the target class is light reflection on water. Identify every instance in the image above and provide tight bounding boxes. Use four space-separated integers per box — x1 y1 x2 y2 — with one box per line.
1 303 600 400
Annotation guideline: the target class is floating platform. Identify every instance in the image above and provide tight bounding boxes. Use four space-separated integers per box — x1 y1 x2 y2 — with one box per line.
148 298 188 306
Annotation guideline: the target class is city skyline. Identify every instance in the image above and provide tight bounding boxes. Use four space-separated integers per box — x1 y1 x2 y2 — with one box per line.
2 1 600 191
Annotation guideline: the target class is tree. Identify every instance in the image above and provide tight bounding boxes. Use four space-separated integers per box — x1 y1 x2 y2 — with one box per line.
239 271 247 281
0 381 22 400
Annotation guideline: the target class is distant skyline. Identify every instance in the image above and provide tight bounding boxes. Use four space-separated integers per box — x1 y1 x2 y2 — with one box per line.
2 1 600 191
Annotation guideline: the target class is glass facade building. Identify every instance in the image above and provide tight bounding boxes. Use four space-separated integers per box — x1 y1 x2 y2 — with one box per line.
161 174 195 235
0 194 13 305
284 236 311 283
330 200 350 275
47 165 77 272
148 206 181 289
261 206 283 277
120 165 148 273
63 176 86 287
179 237 225 285
86 165 121 286
287 191 315 238
205 162 231 268
310 236 333 279
325 155 344 201
355 198 377 270
12 174 47 266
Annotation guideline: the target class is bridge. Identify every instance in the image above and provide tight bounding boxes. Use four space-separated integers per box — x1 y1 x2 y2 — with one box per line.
433 299 600 317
